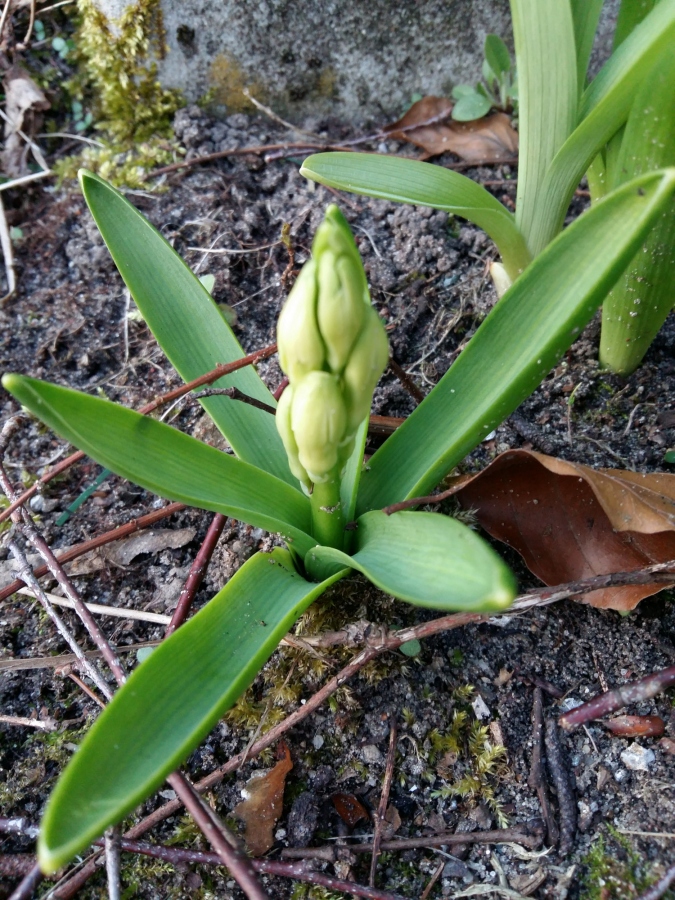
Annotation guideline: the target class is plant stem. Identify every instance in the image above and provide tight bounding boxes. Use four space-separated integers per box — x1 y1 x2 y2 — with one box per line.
310 470 344 549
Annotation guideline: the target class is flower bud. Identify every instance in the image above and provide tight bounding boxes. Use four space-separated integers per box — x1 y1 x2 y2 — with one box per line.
277 260 326 383
317 251 365 373
342 305 390 435
275 385 311 488
290 372 347 483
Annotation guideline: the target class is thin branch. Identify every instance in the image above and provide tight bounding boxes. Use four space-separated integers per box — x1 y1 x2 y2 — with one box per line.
104 828 121 900
17 587 171 626
193 386 276 416
0 501 184 602
166 513 227 636
544 719 576 856
559 665 675 731
388 357 425 404
0 713 58 731
527 687 558 847
420 861 444 900
0 193 16 303
7 863 43 900
0 641 161 673
0 854 36 877
370 717 398 886
636 865 675 900
0 344 277 525
383 484 459 515
166 772 269 900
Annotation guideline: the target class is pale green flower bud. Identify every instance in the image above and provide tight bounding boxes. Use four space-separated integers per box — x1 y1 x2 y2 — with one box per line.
277 260 326 383
342 305 390 435
291 371 347 483
275 385 311 489
316 251 365 373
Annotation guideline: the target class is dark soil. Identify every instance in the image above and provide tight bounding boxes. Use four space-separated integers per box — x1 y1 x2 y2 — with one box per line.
1 107 675 900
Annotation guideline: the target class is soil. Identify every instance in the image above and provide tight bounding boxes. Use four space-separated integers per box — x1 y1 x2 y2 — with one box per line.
1 106 675 900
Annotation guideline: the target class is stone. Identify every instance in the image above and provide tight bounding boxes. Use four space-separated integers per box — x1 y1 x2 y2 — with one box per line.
620 743 656 772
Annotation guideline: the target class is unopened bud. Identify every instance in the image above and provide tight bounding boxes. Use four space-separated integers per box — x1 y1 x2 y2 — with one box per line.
275 386 311 488
290 372 347 483
277 261 326 383
342 306 390 435
317 251 366 373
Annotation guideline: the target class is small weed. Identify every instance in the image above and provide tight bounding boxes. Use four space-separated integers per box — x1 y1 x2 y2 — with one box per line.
580 828 669 899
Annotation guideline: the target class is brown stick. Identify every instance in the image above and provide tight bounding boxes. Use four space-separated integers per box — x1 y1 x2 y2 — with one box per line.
420 861 444 900
382 485 459 515
527 687 558 847
388 358 425 405
7 863 43 900
0 344 277 526
193 386 276 416
0 501 185 602
559 665 675 731
166 772 269 900
370 717 398 886
636 864 675 900
544 719 576 856
165 513 228 636
0 854 36 877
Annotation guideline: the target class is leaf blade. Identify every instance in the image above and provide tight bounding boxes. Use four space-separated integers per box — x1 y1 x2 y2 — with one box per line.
37 551 347 872
3 375 315 555
356 168 675 512
79 170 293 485
305 510 515 612
300 152 531 280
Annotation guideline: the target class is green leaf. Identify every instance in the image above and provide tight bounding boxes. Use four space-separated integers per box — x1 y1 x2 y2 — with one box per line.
664 450 675 464
300 153 532 280
511 0 578 254
78 171 294 486
340 415 368 527
529 0 675 253
452 92 492 122
613 0 659 49
600 42 675 374
305 510 515 612
570 0 604 89
356 168 675 511
2 375 315 556
38 550 347 873
452 84 477 99
485 34 512 78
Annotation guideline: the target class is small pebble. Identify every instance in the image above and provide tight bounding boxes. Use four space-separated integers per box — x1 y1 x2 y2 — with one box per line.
313 734 324 749
620 743 655 771
362 743 382 763
443 857 471 880
471 695 491 720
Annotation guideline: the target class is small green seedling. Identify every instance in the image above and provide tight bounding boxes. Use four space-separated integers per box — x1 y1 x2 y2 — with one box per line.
301 0 675 373
452 34 517 122
3 162 675 872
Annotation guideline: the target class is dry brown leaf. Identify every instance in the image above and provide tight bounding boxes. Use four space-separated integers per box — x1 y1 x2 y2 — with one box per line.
603 715 664 737
1 66 49 176
67 528 196 575
331 792 369 827
447 449 675 611
233 742 293 856
384 96 518 163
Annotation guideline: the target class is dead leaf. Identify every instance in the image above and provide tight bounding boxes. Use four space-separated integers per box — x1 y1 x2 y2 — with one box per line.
446 449 675 611
1 66 49 176
233 742 293 856
331 792 369 827
67 528 196 575
384 96 518 163
603 715 664 737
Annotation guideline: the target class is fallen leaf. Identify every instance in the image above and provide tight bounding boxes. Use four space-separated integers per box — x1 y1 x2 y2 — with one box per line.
446 449 675 611
603 715 665 737
233 742 293 856
384 96 518 163
331 792 369 827
67 528 196 575
1 66 49 176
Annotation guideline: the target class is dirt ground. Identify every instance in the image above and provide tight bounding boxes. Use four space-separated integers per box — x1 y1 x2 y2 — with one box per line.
1 107 675 900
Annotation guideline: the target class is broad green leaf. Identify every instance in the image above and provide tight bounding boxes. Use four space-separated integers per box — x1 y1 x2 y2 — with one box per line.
485 34 512 78
452 92 492 122
78 171 294 485
3 375 315 556
340 415 368 528
529 0 675 253
300 153 532 280
38 550 347 872
600 43 675 374
613 0 659 49
511 0 578 254
570 0 604 89
305 510 515 612
452 84 477 100
356 169 675 512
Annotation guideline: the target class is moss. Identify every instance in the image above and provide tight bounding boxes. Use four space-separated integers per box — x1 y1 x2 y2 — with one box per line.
580 828 671 899
202 55 265 114
53 0 182 186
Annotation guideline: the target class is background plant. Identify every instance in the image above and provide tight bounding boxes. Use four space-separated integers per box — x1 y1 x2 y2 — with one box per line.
451 34 518 123
301 0 675 374
3 161 675 872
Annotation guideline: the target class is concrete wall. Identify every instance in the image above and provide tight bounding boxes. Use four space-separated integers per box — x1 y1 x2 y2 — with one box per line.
93 0 619 124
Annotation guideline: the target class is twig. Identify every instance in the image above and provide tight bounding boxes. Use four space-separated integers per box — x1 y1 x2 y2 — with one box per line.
544 719 576 856
370 717 398 886
145 143 350 179
527 688 558 846
559 665 675 731
61 667 107 709
0 501 184 602
166 772 269 900
388 357 425 405
193 386 276 416
7 863 44 900
282 825 545 857
635 864 675 900
0 343 277 525
166 512 227 636
0 0 13 42
0 713 58 731
242 87 320 139
0 641 161 672
0 193 16 303
0 170 53 191
17 587 171 625
420 861 445 900
383 484 458 515
19 0 36 47
104 828 121 900
0 854 36 877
